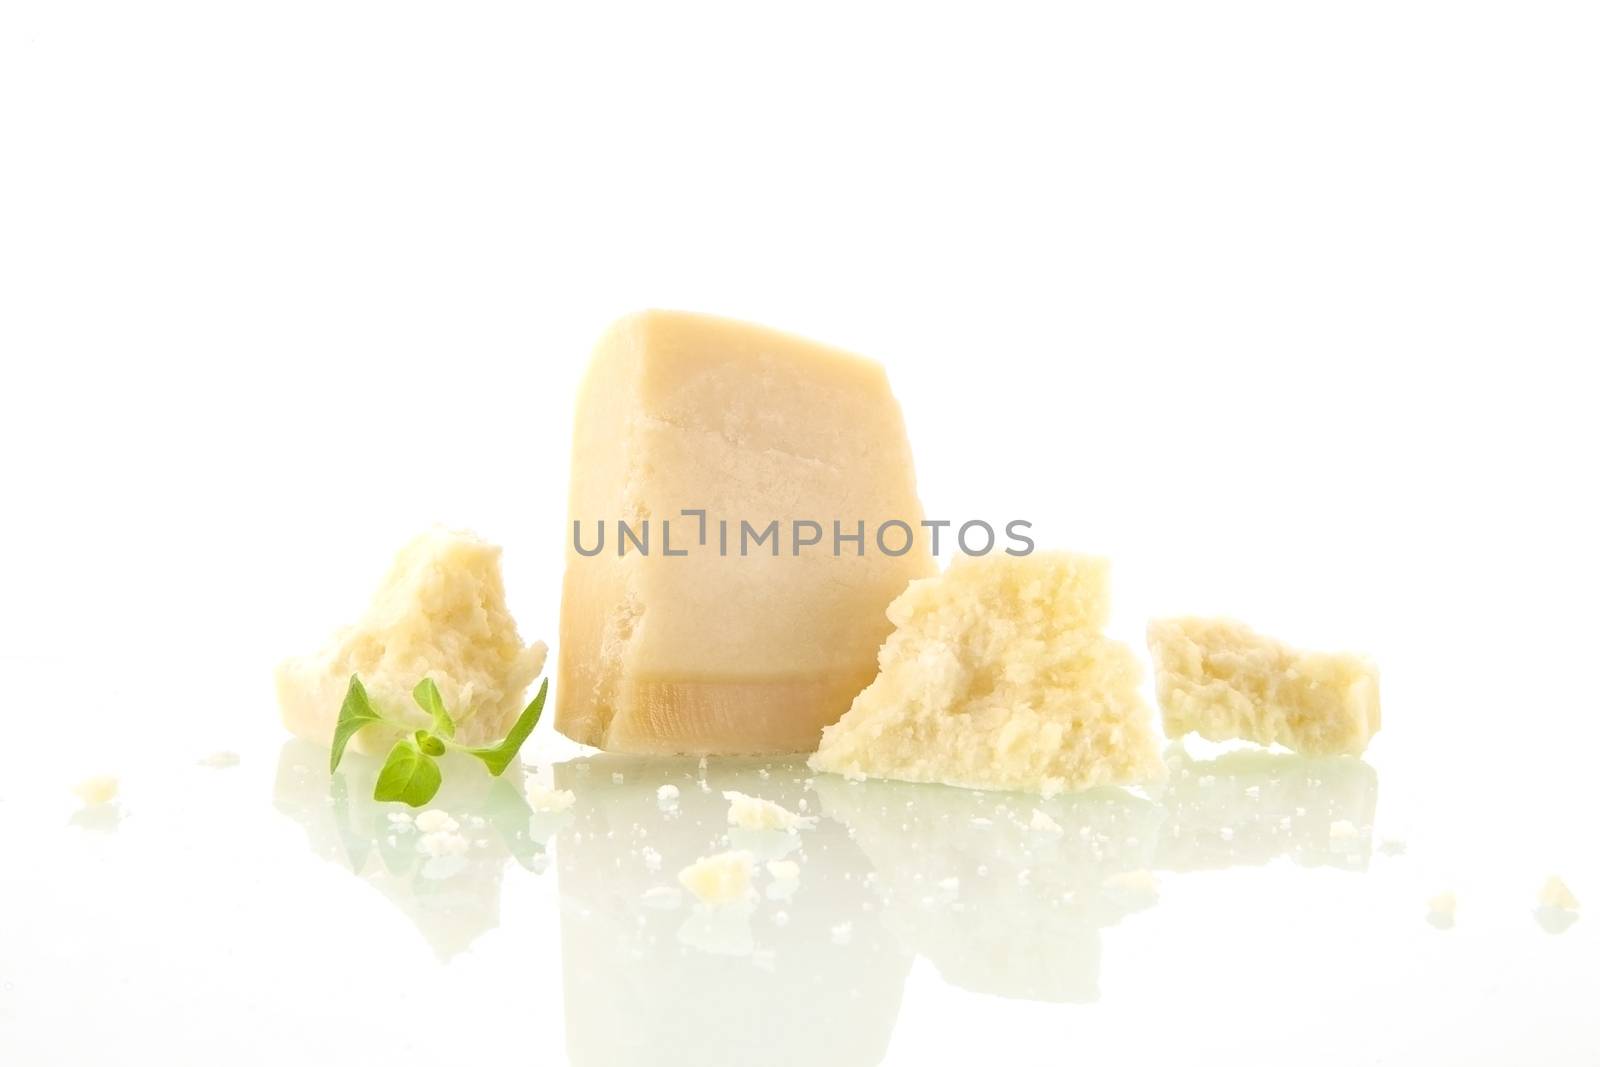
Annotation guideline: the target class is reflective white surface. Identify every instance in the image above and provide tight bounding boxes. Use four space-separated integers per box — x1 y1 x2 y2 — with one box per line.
4 674 1594 1065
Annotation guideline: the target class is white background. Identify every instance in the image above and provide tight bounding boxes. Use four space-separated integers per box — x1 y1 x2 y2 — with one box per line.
2 2 1596 1064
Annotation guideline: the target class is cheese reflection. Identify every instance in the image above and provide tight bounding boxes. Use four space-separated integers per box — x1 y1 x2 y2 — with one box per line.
552 756 909 1067
271 740 553 959
552 746 1379 1063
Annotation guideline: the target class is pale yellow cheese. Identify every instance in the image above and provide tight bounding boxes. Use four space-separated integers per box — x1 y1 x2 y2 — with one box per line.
1147 617 1380 756
276 529 546 753
677 849 755 907
557 310 935 755
810 553 1163 796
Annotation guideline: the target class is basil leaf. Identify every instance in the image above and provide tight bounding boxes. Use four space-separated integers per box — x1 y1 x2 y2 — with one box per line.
414 729 446 757
373 737 442 807
411 678 455 739
466 679 547 777
330 675 384 773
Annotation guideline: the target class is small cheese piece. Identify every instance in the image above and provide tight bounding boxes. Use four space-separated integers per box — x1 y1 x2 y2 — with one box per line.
276 529 546 753
1426 891 1457 923
556 310 935 755
1538 875 1579 911
526 784 577 814
723 790 817 832
810 553 1163 795
1029 809 1064 835
766 859 800 881
72 774 119 807
1147 617 1380 756
677 849 755 907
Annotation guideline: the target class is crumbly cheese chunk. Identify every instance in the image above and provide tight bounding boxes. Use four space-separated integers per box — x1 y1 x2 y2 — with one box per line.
1426 892 1457 920
1538 876 1579 911
556 310 935 755
526 784 577 813
276 529 546 753
72 774 119 807
1147 617 1380 756
811 553 1163 795
677 849 755 906
723 790 817 832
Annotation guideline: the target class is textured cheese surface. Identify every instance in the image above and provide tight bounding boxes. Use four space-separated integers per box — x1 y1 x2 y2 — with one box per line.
1147 617 1380 756
723 790 817 832
557 309 935 755
276 529 547 753
810 553 1163 796
677 849 755 907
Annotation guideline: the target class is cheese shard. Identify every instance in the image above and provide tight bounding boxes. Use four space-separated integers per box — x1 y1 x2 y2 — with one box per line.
810 553 1163 796
557 310 935 755
276 529 546 753
1147 617 1380 756
677 849 755 907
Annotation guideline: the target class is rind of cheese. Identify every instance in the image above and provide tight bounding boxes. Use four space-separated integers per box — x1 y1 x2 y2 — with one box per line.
1147 617 1380 757
556 310 936 755
810 553 1163 796
276 529 546 753
677 849 755 906
723 790 817 832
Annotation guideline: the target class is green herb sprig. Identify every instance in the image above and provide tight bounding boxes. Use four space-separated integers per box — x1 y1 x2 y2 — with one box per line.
330 675 548 806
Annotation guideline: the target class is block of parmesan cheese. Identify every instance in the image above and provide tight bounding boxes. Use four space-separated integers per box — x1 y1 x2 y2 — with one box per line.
1147 617 1380 756
810 553 1163 796
276 529 547 753
557 310 935 755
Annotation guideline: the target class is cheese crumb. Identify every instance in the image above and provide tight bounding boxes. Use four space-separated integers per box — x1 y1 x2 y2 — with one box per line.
415 809 459 833
766 860 800 881
723 790 817 832
1029 809 1063 834
197 751 240 769
830 922 854 945
678 850 755 907
1328 819 1358 840
641 886 682 910
72 775 119 807
642 847 663 872
657 784 680 804
527 784 577 813
417 831 469 858
1426 891 1457 924
1538 876 1579 911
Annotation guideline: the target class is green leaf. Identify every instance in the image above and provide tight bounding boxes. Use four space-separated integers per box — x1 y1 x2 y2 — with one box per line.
330 675 385 773
467 679 547 777
373 737 442 807
414 729 446 757
412 678 455 739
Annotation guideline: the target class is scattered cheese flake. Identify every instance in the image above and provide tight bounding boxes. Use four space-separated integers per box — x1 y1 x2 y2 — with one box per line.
723 790 817 832
1328 819 1359 840
1029 809 1063 834
527 784 577 813
938 876 960 895
415 809 459 833
641 886 683 910
1426 891 1457 921
830 922 853 945
1538 876 1579 911
766 860 800 881
656 784 680 804
772 910 790 927
678 850 755 907
197 751 240 769
612 772 626 784
642 847 663 872
72 775 119 807
417 831 469 858
386 811 414 824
